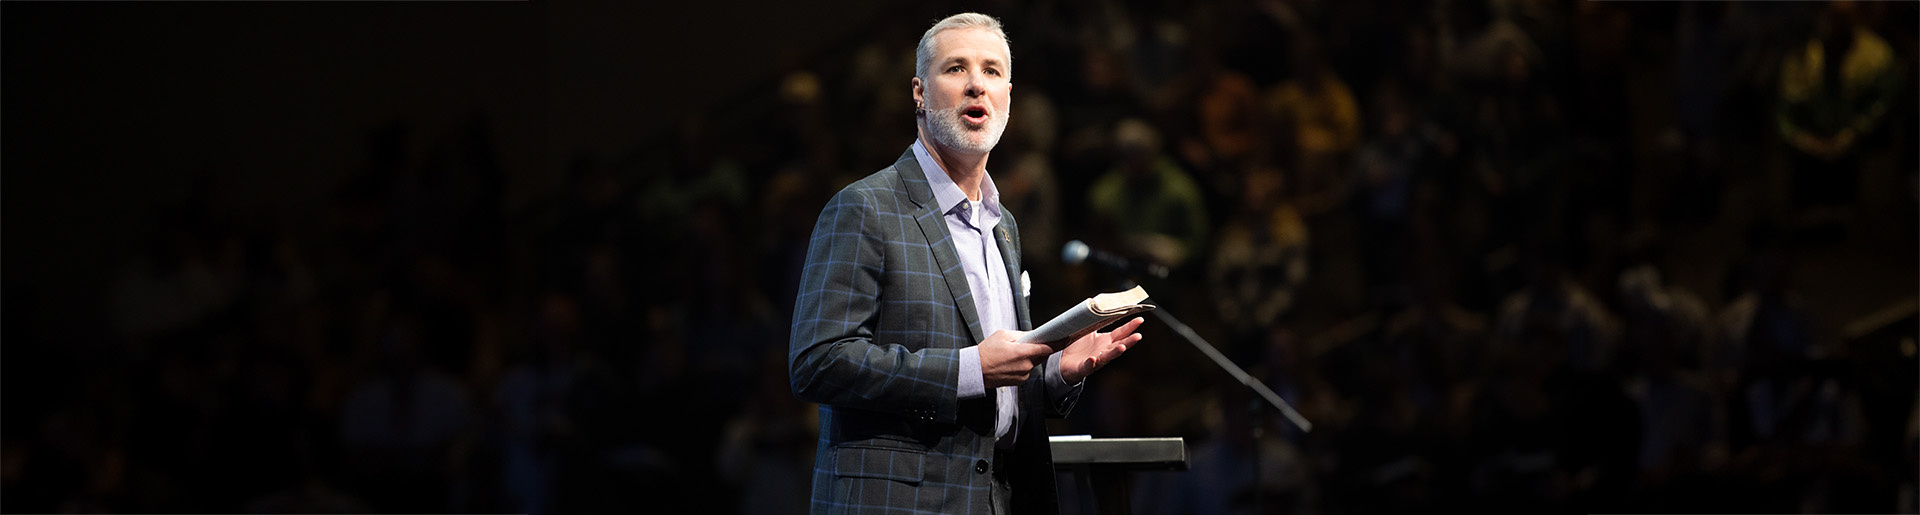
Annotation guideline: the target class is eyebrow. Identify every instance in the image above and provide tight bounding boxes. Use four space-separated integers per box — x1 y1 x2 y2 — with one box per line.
942 57 1007 69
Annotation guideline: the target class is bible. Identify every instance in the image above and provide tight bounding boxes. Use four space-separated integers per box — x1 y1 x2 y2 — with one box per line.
1020 285 1155 349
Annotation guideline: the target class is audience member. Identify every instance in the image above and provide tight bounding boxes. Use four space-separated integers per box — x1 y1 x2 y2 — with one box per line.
1087 118 1212 270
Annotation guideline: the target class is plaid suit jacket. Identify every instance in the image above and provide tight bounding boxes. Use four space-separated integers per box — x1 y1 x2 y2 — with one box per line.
791 148 1078 514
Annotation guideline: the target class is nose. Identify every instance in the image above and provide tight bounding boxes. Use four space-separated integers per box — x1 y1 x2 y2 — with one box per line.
965 71 986 97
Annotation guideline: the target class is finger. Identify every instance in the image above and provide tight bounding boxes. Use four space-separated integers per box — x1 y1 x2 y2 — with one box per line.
1108 317 1146 340
1102 334 1139 355
1014 342 1055 359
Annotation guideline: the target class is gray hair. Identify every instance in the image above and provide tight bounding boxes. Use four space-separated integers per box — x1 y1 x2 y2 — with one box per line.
914 13 1011 81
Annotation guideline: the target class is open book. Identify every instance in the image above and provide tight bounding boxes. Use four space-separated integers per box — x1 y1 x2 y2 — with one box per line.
1019 285 1155 349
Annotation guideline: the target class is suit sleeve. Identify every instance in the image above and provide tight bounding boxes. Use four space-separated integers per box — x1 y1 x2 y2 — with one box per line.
789 187 962 423
1035 352 1083 418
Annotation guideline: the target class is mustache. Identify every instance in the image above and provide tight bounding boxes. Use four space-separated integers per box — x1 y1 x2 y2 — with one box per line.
924 105 1007 126
923 104 995 117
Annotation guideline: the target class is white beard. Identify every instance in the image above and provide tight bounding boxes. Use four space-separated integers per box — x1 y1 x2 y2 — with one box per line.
925 104 1009 155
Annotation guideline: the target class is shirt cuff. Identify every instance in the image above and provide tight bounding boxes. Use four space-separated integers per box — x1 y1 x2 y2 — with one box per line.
958 346 989 399
1046 351 1083 393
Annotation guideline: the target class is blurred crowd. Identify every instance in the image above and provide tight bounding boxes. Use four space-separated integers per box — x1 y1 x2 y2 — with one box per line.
4 1 1917 514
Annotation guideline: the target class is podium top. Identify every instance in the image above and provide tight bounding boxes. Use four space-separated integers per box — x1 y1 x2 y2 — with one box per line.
1048 437 1188 471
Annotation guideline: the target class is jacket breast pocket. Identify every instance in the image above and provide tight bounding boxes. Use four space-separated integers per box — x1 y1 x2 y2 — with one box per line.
832 443 926 485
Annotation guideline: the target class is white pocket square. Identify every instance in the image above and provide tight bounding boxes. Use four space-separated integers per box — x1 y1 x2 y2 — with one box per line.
1021 271 1032 298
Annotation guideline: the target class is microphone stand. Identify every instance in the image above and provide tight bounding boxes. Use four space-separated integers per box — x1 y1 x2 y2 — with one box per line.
1145 306 1313 434
1071 245 1311 513
1144 305 1311 515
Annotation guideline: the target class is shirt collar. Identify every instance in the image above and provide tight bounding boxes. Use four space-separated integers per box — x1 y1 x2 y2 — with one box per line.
912 139 1001 219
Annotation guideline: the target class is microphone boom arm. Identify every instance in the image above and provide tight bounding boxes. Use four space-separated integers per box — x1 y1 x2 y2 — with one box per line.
1148 301 1313 433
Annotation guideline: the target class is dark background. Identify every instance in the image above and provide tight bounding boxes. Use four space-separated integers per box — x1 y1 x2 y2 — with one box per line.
4 1 1916 514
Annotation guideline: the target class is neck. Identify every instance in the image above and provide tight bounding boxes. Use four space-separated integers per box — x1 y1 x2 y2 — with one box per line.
916 127 988 201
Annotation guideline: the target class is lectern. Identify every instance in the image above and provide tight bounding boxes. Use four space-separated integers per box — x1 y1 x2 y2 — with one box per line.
1050 436 1188 515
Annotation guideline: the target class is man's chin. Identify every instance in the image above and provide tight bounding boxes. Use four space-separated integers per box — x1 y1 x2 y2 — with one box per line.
932 135 988 154
926 118 1003 155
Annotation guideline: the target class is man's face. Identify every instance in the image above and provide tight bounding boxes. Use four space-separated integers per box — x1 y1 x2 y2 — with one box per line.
914 27 1012 156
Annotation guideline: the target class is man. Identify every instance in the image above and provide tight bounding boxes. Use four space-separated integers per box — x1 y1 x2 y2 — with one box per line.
790 13 1146 515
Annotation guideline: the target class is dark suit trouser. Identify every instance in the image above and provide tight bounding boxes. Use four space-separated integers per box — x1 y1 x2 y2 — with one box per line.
991 447 1014 515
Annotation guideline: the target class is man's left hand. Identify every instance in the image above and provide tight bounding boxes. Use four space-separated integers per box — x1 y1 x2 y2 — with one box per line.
1061 317 1146 384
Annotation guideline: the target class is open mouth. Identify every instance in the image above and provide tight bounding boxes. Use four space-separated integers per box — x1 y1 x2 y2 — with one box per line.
961 106 989 125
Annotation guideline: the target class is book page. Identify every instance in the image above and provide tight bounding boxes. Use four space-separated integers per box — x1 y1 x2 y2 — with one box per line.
1088 286 1150 315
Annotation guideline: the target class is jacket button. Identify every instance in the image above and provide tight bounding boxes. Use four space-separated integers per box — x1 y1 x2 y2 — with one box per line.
975 459 989 474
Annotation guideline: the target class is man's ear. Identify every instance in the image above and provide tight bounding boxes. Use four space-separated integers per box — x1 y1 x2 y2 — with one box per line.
911 77 924 106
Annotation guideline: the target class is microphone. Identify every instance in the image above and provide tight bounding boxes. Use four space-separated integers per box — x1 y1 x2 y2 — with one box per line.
1062 240 1169 279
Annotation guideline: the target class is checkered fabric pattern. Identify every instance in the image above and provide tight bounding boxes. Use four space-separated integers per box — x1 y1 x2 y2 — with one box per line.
791 148 1074 514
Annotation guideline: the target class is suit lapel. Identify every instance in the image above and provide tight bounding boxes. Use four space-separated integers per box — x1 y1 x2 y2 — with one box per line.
897 148 987 345
995 215 1031 331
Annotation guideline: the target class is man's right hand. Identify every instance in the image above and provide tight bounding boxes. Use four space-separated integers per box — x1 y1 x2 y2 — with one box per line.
978 330 1053 388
